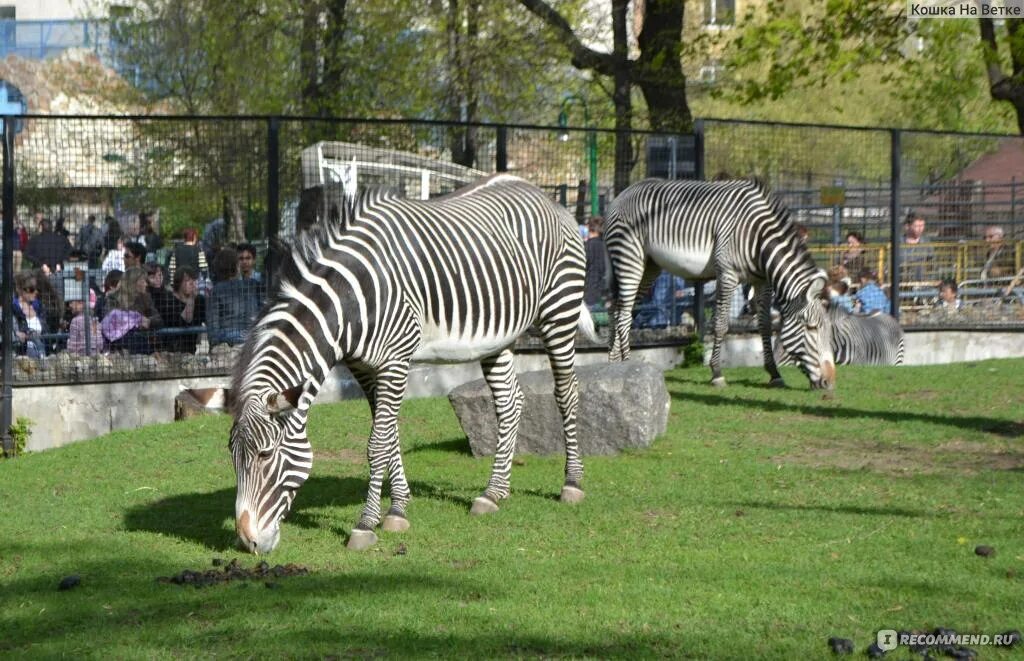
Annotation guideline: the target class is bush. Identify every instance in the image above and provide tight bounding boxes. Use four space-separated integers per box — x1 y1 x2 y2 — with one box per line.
681 337 705 367
6 417 32 457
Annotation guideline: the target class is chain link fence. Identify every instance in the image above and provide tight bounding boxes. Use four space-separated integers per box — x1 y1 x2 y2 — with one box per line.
2 116 1023 391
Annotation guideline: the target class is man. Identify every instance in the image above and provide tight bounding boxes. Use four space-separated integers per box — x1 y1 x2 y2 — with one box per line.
583 217 609 310
901 213 934 283
24 217 72 273
980 225 1015 280
124 242 147 270
236 242 265 301
77 214 104 268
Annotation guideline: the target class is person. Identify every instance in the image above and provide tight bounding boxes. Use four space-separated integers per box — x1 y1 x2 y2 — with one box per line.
202 217 226 266
583 217 610 311
236 242 266 302
138 212 162 252
24 218 72 273
161 266 206 354
144 262 175 349
54 217 71 239
101 266 163 354
901 213 934 282
206 247 260 347
76 214 104 268
66 290 105 356
979 225 1015 280
853 268 889 314
94 270 123 323
102 216 122 253
124 241 147 270
11 271 47 358
840 231 867 275
827 266 855 313
101 236 126 273
167 227 208 281
633 270 687 328
935 278 963 312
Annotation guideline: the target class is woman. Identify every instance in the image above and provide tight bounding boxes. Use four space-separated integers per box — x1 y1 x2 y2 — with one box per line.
11 271 47 357
840 231 868 275
161 266 206 354
168 227 208 282
67 290 105 356
101 266 163 354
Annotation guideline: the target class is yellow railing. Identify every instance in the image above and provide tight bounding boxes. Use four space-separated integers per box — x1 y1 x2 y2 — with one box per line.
809 240 1023 286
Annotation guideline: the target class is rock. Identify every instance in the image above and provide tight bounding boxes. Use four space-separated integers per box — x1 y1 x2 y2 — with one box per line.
865 642 886 658
58 575 81 591
449 362 670 457
827 637 854 654
974 545 995 557
175 388 227 421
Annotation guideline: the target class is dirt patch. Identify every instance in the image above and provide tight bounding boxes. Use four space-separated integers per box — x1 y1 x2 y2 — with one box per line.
316 448 364 464
771 438 1024 476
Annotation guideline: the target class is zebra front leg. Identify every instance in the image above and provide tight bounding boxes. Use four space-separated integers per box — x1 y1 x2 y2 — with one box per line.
348 362 410 550
470 349 524 515
708 278 740 387
755 284 786 388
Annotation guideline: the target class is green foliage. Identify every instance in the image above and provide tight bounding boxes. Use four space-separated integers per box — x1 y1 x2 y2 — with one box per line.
6 416 32 457
1 360 1022 656
681 336 705 367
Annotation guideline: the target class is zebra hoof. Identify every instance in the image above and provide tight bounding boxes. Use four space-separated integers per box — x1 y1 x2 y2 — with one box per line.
710 376 727 388
381 514 410 533
346 528 378 551
768 378 787 388
560 485 585 504
469 496 500 516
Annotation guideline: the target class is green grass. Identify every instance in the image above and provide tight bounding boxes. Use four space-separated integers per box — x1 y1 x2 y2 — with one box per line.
2 360 1023 658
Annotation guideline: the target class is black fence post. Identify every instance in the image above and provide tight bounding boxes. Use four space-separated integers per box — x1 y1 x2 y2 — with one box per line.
266 116 281 286
2 116 15 456
890 129 902 321
496 125 508 173
692 119 707 336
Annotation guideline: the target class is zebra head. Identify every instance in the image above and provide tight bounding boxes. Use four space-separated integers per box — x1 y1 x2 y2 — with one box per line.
778 277 836 390
228 386 311 554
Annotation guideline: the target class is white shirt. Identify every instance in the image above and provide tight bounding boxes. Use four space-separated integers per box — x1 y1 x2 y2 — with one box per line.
102 249 125 273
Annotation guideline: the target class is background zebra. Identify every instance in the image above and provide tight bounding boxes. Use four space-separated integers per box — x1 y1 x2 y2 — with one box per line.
776 306 904 366
213 174 593 554
604 178 835 389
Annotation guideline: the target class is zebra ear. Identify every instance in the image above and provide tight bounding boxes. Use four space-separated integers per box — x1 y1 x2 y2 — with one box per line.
265 386 303 415
806 277 827 303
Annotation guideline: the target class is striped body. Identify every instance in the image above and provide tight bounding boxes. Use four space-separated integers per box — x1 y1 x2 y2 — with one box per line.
605 178 835 389
228 175 590 553
777 307 904 366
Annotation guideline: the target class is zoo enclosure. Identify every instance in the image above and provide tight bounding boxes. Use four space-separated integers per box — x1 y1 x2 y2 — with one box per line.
3 114 1024 449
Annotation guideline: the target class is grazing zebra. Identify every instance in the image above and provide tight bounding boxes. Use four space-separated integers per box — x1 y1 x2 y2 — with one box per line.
212 174 593 554
604 178 835 389
777 306 904 366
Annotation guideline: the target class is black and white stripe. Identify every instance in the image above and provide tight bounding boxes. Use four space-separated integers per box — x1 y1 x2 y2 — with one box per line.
227 174 592 553
785 306 903 366
604 178 835 389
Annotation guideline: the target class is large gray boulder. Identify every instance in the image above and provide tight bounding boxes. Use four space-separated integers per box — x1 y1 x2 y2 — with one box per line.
449 361 670 457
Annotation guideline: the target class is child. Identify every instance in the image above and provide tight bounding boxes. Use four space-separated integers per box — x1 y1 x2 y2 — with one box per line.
67 290 105 356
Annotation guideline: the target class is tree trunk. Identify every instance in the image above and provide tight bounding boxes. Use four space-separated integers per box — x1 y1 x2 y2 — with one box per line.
299 2 321 115
636 0 692 133
612 0 633 194
446 0 479 168
980 17 1024 134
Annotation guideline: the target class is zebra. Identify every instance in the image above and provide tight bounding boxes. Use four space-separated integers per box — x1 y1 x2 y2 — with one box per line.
212 174 593 554
777 306 904 366
604 178 836 389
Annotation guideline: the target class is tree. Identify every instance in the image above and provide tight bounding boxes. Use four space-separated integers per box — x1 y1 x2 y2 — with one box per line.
518 0 693 192
979 17 1024 133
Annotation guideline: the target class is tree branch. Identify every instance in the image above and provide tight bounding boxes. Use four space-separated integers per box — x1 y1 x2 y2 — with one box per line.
517 0 618 77
979 17 1011 100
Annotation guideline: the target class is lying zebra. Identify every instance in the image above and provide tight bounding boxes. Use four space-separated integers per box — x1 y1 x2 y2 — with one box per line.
777 305 904 366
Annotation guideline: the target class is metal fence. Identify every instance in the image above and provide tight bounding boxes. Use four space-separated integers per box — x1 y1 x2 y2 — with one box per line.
2 114 1024 400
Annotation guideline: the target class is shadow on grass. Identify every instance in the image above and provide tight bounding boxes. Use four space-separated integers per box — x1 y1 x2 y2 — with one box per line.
0 547 686 657
123 475 368 551
667 378 1024 439
727 499 930 519
404 436 473 456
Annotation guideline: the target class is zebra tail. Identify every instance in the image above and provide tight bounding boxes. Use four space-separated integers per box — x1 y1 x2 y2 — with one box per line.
895 337 905 365
577 301 600 344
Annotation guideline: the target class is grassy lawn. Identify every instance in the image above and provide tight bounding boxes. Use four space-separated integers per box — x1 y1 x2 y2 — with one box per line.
1 359 1022 658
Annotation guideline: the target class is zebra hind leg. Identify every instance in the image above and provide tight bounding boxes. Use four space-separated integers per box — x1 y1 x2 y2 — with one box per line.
537 318 584 505
348 361 411 550
470 349 524 516
709 277 740 388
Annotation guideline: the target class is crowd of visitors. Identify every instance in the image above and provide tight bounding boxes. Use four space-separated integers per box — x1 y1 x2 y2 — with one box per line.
6 210 266 358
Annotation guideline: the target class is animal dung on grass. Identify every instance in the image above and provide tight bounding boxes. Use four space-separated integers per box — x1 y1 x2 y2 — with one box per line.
157 558 310 588
449 362 670 457
58 575 81 591
974 544 996 557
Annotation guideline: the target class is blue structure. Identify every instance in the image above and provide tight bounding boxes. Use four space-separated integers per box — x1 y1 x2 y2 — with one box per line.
0 19 135 83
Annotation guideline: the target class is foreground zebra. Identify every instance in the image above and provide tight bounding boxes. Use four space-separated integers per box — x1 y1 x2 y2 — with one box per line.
604 178 835 389
777 306 904 366
211 175 593 554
